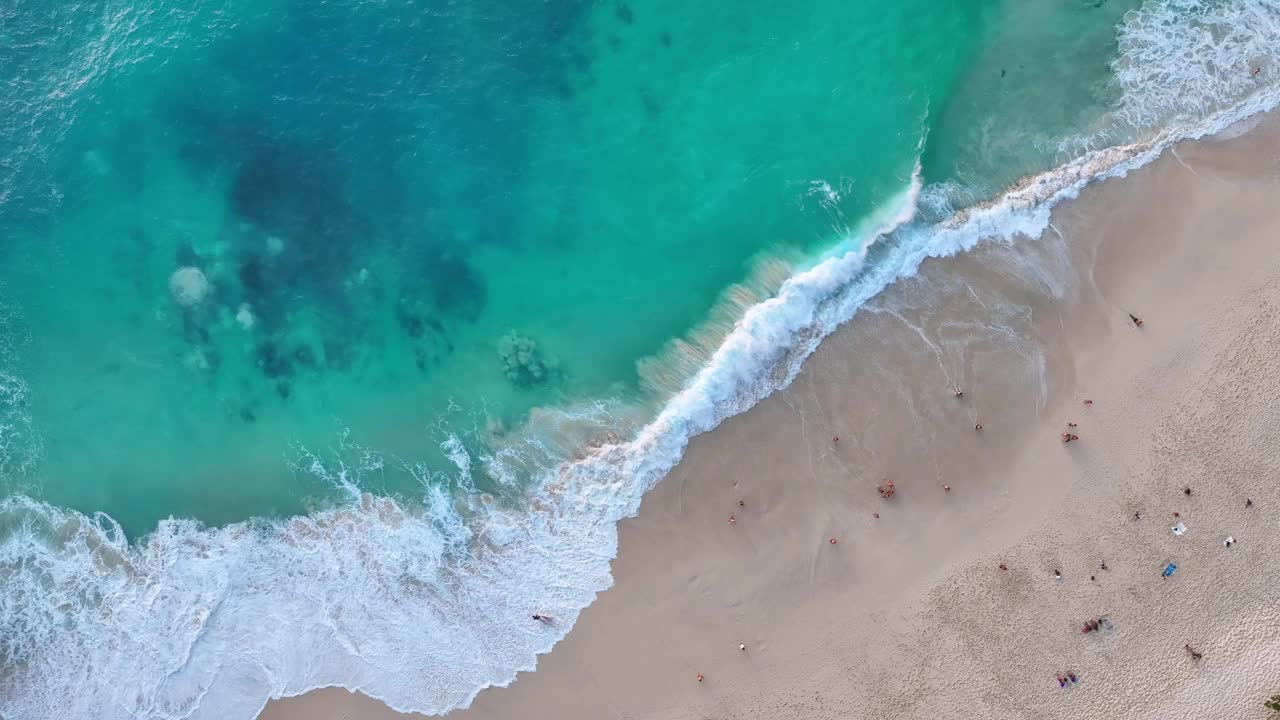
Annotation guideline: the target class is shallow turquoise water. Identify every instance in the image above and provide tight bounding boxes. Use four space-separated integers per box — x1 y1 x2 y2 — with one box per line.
0 0 1137 536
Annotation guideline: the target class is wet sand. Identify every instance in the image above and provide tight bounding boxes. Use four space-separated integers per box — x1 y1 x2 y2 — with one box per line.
261 113 1280 719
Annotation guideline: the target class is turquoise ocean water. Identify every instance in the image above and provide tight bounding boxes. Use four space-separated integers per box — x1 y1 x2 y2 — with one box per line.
2 1 1278 718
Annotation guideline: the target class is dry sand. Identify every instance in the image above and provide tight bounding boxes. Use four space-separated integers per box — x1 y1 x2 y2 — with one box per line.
261 113 1280 720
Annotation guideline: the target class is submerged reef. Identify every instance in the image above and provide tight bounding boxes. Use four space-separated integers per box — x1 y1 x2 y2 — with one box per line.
169 266 211 307
498 332 557 387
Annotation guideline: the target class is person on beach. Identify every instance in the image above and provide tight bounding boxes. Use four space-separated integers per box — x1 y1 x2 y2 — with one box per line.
1253 67 1262 77
532 613 553 623
1082 399 1093 406
1129 313 1144 327
954 386 963 398
1184 487 1192 496
1246 498 1253 508
1061 432 1079 443
1185 644 1203 661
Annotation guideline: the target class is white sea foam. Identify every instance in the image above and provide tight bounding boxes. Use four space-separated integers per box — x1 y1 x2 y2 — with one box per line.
3 1 1280 719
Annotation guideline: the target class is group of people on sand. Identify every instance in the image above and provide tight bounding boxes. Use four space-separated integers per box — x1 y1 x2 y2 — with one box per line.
530 312 1192 688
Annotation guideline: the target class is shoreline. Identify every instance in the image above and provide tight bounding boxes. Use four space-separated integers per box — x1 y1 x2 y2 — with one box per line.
263 111 1280 719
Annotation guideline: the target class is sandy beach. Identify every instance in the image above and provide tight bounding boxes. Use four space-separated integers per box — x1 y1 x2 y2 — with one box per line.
261 113 1280 720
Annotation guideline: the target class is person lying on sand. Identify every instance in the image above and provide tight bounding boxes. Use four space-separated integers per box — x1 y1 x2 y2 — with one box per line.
1129 313 1144 327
